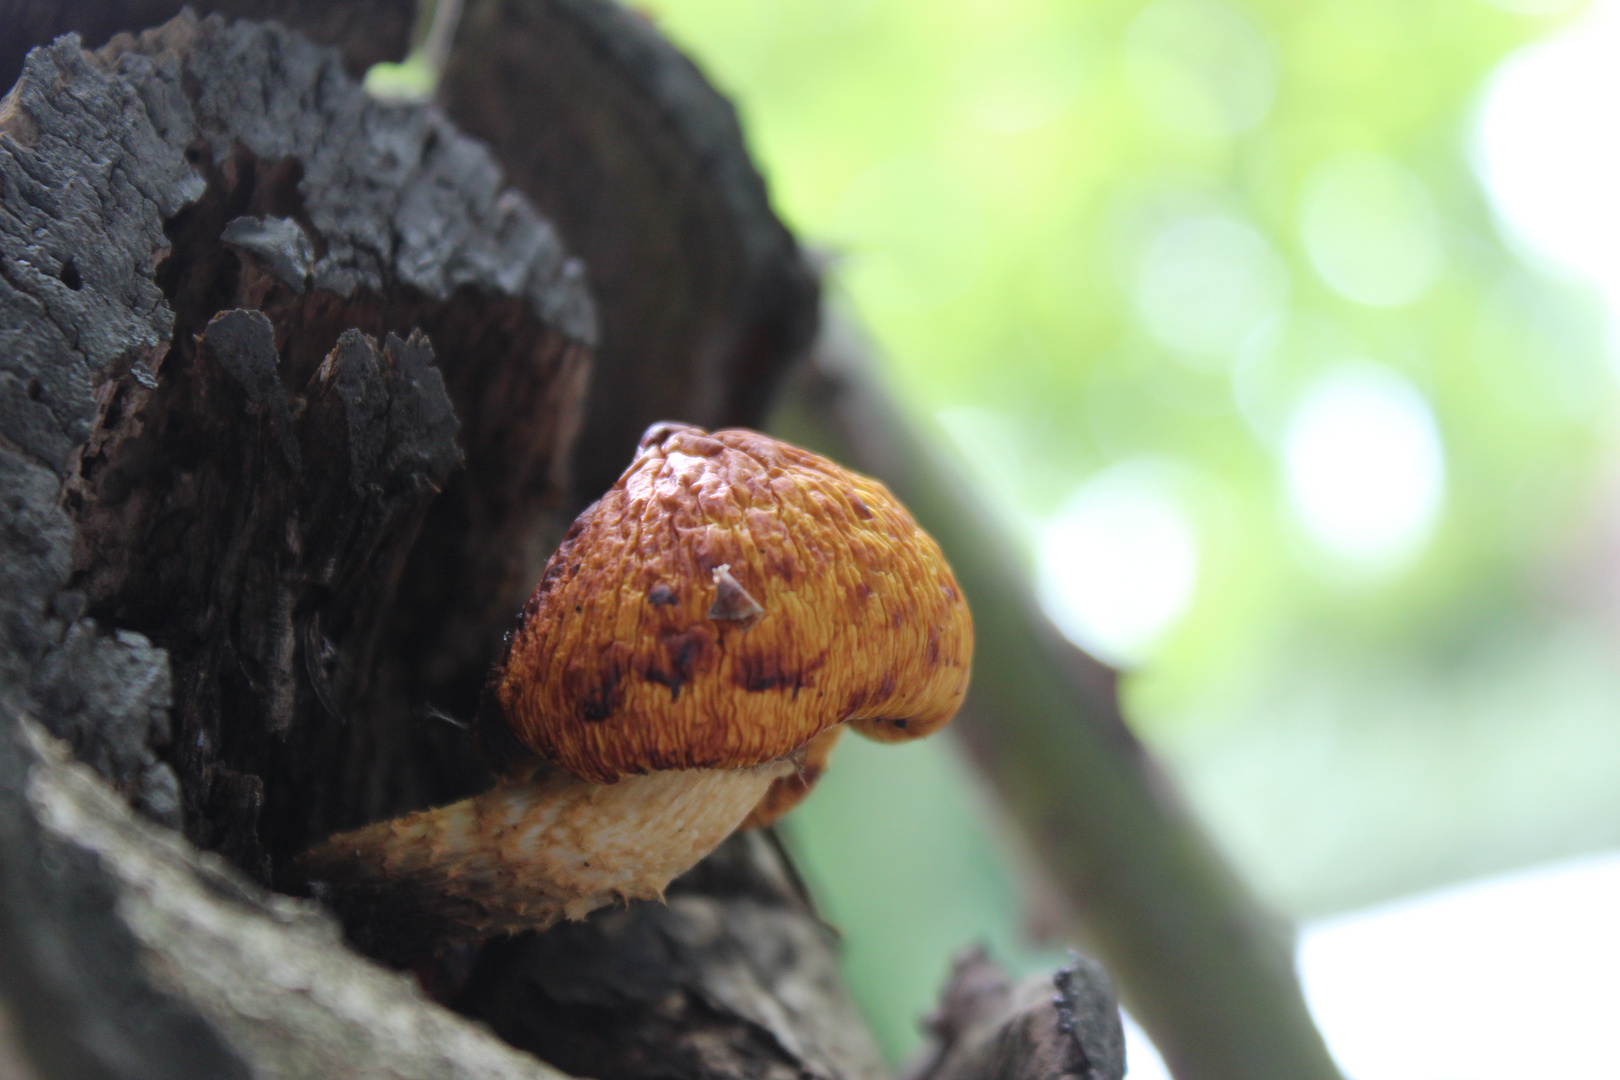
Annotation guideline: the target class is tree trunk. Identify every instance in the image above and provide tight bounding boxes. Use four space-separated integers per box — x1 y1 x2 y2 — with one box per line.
437 0 822 507
0 0 419 91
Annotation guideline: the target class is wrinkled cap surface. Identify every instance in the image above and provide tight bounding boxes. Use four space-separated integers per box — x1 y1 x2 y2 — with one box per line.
491 423 974 783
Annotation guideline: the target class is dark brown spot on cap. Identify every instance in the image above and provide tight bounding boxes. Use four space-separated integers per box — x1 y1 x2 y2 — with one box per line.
577 673 619 722
648 583 677 607
639 627 714 702
567 643 630 722
735 650 824 699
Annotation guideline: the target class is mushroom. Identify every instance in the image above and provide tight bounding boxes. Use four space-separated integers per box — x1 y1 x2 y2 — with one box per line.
289 422 973 943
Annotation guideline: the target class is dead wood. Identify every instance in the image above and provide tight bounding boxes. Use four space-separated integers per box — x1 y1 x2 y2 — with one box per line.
0 0 419 94
455 831 889 1080
439 0 822 506
0 9 902 1080
0 13 594 1076
1 12 593 881
0 712 577 1080
902 948 1125 1080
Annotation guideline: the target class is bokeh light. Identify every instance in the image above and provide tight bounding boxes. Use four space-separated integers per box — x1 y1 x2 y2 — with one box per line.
1299 852 1620 1079
1477 0 1620 333
1282 364 1446 570
1135 213 1289 362
1300 153 1442 309
1038 461 1200 664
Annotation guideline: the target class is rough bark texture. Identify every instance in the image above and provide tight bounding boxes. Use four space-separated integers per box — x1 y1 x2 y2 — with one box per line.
457 831 888 1080
0 14 593 1077
439 0 822 506
902 948 1125 1080
0 0 419 94
0 710 574 1080
0 12 594 881
0 11 911 1080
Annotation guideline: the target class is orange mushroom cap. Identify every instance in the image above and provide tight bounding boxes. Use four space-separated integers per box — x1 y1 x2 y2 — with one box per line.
487 422 974 786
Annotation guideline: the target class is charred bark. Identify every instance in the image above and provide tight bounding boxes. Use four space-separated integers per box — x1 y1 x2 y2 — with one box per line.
0 711 574 1080
902 948 1125 1080
457 832 888 1080
439 0 822 506
0 13 595 1076
0 9 926 1080
1 11 593 881
0 0 419 93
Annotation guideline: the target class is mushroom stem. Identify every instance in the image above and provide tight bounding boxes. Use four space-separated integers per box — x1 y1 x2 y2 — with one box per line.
288 760 794 941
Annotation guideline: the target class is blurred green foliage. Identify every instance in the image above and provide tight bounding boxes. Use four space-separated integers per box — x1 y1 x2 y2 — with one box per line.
639 0 1618 1062
786 734 1068 1062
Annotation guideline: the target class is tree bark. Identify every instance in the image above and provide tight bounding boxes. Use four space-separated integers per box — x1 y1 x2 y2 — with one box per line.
1 710 575 1080
0 0 419 92
455 831 889 1080
2 11 593 880
902 947 1125 1080
0 10 928 1080
438 0 822 506
0 13 594 1074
